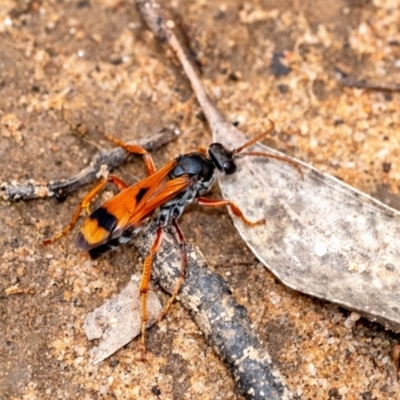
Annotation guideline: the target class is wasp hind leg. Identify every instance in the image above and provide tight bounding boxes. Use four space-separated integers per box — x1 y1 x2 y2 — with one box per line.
139 225 164 360
156 220 188 323
139 221 188 359
43 174 129 245
197 196 265 226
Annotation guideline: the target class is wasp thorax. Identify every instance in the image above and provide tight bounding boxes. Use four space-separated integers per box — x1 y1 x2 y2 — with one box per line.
208 143 237 175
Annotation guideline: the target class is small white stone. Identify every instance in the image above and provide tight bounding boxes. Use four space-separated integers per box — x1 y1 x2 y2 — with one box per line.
314 241 327 257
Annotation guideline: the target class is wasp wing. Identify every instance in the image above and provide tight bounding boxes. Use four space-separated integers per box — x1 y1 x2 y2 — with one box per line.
126 175 194 226
76 160 183 251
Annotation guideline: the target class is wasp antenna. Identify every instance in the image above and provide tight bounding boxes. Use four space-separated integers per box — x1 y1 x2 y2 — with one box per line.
238 151 304 179
233 119 275 154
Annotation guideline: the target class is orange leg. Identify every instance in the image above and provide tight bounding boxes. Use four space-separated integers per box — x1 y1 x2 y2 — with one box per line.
156 220 188 323
45 134 156 245
108 175 129 191
197 197 265 226
104 133 156 176
196 146 207 156
43 175 128 245
139 225 163 360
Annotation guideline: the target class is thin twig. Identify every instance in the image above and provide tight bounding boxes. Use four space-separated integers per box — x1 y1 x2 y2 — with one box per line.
336 67 400 92
136 1 293 398
1 126 180 202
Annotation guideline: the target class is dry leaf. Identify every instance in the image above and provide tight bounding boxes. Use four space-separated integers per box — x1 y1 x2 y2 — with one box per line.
215 125 400 332
83 274 162 364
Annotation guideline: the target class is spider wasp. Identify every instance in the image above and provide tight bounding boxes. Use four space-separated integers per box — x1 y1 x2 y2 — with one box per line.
44 120 301 358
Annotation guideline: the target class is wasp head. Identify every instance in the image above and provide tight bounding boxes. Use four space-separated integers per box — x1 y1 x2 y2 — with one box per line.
208 143 237 175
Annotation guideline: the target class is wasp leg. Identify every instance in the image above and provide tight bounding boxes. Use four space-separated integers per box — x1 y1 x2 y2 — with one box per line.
43 174 128 245
196 146 208 156
139 225 163 360
104 133 156 176
156 220 188 323
108 175 129 191
197 197 265 226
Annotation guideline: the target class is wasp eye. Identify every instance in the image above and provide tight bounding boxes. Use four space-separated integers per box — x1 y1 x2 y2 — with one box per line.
208 143 237 175
223 160 237 175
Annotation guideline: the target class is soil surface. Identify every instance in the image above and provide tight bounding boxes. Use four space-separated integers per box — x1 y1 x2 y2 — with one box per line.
1 0 400 399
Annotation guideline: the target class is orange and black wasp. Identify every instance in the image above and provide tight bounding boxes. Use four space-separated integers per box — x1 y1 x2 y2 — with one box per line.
44 120 301 358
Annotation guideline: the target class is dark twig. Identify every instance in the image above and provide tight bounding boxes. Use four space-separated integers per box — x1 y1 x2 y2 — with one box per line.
134 224 292 400
136 1 292 398
336 67 400 92
1 126 180 202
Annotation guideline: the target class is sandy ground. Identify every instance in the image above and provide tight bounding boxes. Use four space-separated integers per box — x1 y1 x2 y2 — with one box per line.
1 0 400 399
